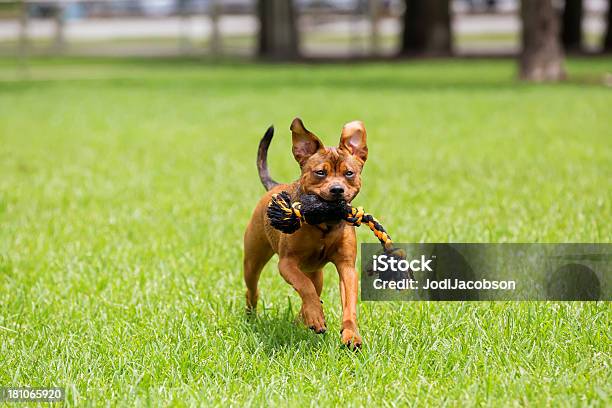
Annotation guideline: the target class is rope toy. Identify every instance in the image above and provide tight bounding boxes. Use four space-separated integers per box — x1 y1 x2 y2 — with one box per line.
267 192 411 280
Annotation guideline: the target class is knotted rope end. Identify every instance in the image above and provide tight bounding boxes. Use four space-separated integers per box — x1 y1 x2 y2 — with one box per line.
267 191 303 234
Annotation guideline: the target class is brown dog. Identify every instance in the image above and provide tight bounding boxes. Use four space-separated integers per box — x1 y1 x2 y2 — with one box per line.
243 117 368 349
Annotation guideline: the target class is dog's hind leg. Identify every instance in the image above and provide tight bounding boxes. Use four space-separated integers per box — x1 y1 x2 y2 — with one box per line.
243 224 273 313
244 245 272 312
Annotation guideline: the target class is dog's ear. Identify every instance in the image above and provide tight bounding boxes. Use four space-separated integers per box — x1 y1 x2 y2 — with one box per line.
339 120 368 163
291 118 324 166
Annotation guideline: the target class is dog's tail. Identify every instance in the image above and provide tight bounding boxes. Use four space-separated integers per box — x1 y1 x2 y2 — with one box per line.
257 126 279 191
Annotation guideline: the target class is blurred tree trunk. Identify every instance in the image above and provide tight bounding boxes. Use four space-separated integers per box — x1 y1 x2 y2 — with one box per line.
19 0 30 76
368 0 381 56
209 0 221 55
562 0 582 52
604 0 612 52
53 4 65 53
400 0 451 56
519 0 566 81
257 0 299 60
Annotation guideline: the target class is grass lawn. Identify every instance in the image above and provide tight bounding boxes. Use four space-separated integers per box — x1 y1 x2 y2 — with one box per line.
0 57 611 406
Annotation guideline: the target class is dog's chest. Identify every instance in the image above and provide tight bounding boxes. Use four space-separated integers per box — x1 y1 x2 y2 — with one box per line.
296 226 344 271
298 244 328 271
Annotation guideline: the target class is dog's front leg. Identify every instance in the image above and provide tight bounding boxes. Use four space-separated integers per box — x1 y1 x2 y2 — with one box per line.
335 261 362 349
278 257 327 333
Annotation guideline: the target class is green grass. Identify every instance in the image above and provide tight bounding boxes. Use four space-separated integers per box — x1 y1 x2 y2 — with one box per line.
0 57 611 406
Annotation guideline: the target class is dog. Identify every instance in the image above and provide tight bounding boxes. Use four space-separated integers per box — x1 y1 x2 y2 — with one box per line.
243 117 368 349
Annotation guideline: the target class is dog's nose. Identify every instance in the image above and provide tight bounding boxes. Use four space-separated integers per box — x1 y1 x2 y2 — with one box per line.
330 185 344 195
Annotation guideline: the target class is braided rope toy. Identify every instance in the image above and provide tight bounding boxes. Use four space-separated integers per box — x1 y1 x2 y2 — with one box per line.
267 191 408 266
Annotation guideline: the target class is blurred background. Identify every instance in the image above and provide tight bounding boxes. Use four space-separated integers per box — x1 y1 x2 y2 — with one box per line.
1 3 610 403
0 1 610 68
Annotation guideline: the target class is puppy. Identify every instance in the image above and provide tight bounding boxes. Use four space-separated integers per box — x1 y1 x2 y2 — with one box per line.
243 118 368 349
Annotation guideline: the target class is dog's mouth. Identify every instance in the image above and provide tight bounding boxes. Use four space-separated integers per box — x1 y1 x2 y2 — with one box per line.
315 192 353 204
299 193 350 225
310 194 348 208
319 195 346 204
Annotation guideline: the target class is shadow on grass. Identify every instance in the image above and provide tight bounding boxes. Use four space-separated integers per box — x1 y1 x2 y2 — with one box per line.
241 300 328 354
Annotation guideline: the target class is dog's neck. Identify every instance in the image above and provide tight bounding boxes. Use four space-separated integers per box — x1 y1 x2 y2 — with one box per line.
314 220 344 235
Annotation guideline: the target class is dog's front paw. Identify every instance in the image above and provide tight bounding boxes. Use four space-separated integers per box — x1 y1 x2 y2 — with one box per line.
340 326 362 350
299 303 327 334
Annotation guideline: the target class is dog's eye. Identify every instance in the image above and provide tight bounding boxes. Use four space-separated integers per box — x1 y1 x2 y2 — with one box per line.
314 170 327 177
345 171 354 177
